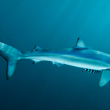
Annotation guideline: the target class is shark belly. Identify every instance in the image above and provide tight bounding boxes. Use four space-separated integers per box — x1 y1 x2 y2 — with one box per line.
60 55 110 70
27 53 110 70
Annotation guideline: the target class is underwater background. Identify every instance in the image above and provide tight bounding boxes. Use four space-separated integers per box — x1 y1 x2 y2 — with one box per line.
0 0 110 110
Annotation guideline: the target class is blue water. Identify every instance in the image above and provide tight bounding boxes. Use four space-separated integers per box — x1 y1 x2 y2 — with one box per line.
0 0 110 110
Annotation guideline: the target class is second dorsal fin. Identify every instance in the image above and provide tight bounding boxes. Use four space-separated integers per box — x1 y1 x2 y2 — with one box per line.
32 46 42 52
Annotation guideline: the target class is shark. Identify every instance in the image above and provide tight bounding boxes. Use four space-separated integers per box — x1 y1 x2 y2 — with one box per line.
0 38 110 87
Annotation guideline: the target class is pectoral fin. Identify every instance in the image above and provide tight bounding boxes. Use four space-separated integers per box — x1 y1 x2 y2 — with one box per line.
99 70 110 87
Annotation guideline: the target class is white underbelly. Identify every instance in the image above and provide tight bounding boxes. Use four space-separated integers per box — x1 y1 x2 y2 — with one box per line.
61 55 110 70
27 55 110 70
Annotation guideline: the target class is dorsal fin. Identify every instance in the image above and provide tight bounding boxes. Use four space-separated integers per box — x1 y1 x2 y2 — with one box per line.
32 46 42 52
74 38 88 49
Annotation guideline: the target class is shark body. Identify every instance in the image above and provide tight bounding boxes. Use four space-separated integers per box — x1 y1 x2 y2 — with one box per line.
0 38 110 87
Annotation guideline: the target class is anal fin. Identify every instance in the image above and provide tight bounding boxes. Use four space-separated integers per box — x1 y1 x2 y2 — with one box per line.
53 62 63 67
32 61 40 64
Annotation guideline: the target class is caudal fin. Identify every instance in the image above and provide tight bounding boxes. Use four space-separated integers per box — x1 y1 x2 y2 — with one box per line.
6 59 18 80
0 42 23 79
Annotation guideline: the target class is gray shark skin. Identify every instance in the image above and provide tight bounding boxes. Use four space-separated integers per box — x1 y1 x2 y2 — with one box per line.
0 38 110 87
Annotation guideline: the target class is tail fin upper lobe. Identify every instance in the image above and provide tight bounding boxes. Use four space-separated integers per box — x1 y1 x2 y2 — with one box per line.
0 42 23 79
